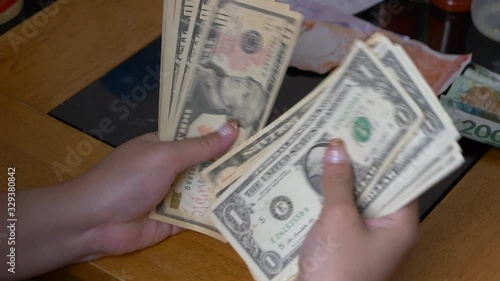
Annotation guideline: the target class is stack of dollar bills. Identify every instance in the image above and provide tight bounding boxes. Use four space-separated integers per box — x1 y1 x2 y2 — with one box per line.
440 64 500 148
205 34 465 281
151 0 467 278
151 0 303 241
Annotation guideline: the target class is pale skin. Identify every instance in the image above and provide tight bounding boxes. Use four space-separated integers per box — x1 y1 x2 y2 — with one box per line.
298 140 420 281
0 122 419 281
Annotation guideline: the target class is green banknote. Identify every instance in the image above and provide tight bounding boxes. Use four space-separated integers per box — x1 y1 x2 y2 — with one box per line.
463 63 500 87
446 76 500 115
440 95 500 147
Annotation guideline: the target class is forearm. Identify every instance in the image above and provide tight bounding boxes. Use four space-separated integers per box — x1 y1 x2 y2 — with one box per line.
0 181 101 280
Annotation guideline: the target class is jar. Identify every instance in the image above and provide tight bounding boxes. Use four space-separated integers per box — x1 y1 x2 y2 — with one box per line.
471 0 500 42
0 0 23 24
428 5 472 53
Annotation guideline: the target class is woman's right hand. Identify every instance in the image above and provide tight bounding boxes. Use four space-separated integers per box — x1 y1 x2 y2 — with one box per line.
298 139 420 281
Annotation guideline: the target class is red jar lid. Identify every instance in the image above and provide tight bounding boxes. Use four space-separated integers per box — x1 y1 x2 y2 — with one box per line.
432 0 472 12
0 0 19 13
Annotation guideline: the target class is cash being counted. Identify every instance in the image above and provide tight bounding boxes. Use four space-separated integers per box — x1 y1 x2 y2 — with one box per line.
357 34 463 217
151 0 303 240
210 38 464 280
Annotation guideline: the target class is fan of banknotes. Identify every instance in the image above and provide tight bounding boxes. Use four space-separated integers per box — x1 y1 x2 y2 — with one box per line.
204 34 465 280
151 0 304 240
151 0 465 279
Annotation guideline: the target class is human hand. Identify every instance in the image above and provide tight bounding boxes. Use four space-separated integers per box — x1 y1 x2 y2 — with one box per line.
298 139 419 281
73 121 239 260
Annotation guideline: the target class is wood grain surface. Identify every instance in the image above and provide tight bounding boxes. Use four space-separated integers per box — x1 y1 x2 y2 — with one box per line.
395 148 500 281
0 93 112 188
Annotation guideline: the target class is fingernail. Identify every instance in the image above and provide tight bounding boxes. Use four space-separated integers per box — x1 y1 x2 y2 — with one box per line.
327 139 347 164
218 119 239 138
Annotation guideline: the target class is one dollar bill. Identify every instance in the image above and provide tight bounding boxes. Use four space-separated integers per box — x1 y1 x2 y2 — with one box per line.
211 41 423 281
358 34 463 217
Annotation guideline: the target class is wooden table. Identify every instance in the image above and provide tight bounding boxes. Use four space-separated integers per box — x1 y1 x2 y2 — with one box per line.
1 1 499 280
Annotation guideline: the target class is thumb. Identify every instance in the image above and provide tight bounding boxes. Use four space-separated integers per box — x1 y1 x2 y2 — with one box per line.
167 120 239 173
321 139 357 212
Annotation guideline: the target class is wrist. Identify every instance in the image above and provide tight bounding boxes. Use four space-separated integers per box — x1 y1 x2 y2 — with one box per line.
33 181 104 263
58 179 107 263
1 182 105 279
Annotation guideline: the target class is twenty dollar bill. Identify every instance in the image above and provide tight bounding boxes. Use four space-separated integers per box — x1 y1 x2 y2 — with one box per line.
211 41 423 280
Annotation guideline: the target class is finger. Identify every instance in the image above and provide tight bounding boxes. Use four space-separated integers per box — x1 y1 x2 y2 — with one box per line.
167 120 239 173
368 199 420 248
366 199 419 229
321 139 357 210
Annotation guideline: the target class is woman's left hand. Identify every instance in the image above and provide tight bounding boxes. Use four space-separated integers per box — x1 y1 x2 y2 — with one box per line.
78 121 239 258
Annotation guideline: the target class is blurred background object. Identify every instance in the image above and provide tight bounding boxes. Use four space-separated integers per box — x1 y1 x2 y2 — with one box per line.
471 0 500 42
428 5 471 53
466 15 500 73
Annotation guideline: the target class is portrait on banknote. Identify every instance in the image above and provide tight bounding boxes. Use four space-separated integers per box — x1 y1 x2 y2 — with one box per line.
187 61 267 135
302 142 329 196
